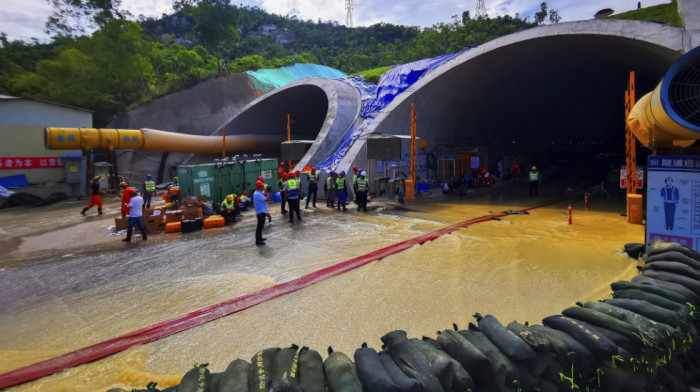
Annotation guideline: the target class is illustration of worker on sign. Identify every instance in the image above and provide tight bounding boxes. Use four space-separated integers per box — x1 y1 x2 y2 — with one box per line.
661 176 680 230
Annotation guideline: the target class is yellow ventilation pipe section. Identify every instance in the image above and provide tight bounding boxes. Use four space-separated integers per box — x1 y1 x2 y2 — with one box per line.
45 127 285 153
627 46 700 148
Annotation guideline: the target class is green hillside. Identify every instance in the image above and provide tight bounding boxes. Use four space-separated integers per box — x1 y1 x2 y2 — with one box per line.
602 0 682 26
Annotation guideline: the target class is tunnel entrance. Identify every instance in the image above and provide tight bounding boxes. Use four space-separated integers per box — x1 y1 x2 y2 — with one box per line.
379 34 680 176
225 84 330 159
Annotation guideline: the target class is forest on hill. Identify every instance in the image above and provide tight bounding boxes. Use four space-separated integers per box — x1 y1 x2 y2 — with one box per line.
1 0 675 127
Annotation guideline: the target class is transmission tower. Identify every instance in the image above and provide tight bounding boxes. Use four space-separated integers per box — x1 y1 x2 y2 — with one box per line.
475 0 487 19
345 0 353 27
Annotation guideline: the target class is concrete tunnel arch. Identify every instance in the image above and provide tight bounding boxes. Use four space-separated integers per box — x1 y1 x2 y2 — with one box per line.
331 19 691 180
220 77 361 165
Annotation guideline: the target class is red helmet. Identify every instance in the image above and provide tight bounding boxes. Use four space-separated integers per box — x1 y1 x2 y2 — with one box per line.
353 166 358 172
257 176 264 181
295 170 301 176
280 163 284 167
243 190 248 195
282 173 288 179
255 181 264 188
311 168 316 173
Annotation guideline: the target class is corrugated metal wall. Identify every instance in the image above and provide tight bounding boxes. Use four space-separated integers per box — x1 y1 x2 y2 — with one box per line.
0 99 92 128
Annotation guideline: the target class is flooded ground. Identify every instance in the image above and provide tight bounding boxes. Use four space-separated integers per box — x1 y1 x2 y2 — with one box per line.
0 180 644 391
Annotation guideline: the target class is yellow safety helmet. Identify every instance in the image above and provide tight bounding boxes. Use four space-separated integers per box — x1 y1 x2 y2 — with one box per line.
532 166 537 170
226 194 233 201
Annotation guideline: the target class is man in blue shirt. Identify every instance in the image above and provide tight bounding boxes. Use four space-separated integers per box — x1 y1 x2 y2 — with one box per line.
254 181 269 245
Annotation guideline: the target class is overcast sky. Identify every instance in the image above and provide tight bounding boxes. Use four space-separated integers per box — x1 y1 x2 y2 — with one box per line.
3 0 671 43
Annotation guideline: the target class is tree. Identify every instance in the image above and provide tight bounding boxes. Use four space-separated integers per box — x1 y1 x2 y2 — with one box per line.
178 0 240 73
45 0 131 36
549 9 562 24
462 11 471 26
534 2 548 25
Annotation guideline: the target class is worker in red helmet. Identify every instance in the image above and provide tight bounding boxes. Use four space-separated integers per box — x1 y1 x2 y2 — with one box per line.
278 163 285 179
279 172 288 215
294 170 303 200
119 182 133 218
254 181 269 245
305 167 319 208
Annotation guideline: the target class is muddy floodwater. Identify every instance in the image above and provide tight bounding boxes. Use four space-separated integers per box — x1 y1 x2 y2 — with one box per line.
0 186 644 391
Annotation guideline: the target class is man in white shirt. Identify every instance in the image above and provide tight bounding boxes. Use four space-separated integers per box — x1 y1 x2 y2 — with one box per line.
123 190 147 242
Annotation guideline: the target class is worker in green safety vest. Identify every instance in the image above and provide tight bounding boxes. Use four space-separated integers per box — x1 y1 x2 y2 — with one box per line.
356 171 370 212
143 174 156 209
279 173 288 215
286 174 301 222
529 166 540 196
336 171 348 211
325 171 336 208
305 167 319 209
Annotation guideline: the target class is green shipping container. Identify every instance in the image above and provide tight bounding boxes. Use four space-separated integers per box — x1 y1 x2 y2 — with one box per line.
176 166 193 199
181 164 220 202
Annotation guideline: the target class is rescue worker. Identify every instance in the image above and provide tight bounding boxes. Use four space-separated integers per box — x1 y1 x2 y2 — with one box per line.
254 181 268 246
286 172 302 222
356 171 370 212
81 175 106 216
279 173 288 214
351 166 359 203
143 174 156 209
240 190 251 210
529 166 540 196
326 170 336 208
511 160 521 184
120 182 133 218
257 176 272 223
278 163 286 179
295 170 303 201
220 194 238 224
336 171 348 211
123 190 146 242
305 167 319 208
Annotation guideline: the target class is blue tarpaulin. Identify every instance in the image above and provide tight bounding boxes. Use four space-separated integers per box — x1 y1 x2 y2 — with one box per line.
318 52 462 170
0 174 30 189
247 63 347 94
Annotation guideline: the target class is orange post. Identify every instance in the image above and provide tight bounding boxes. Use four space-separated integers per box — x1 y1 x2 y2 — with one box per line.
584 192 589 209
625 71 636 195
568 205 572 225
405 103 417 202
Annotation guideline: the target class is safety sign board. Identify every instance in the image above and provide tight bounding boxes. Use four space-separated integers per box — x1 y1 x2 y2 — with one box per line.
646 155 700 251
620 166 644 188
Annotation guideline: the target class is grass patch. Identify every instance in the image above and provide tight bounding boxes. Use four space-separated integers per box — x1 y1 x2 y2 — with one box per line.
353 66 394 84
602 0 682 27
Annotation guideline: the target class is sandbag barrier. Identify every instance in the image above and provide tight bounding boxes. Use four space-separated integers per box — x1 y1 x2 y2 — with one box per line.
110 240 700 392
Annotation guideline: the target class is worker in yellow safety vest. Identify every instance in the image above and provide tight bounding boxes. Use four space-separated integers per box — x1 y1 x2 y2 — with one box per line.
286 174 302 222
325 171 336 208
143 174 156 209
305 167 319 208
529 166 540 196
356 171 370 212
279 173 288 215
220 194 238 224
336 171 348 211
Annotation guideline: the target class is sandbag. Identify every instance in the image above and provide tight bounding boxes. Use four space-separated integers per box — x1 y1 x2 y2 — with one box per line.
530 324 598 368
582 301 677 343
248 348 279 392
380 330 444 392
477 314 536 361
408 338 475 392
623 243 646 259
631 276 700 307
561 307 642 344
542 315 618 358
644 251 700 271
270 344 301 392
459 326 516 391
179 363 212 392
643 261 700 282
506 321 553 352
436 328 493 387
216 358 250 392
353 343 400 392
377 350 421 392
612 280 696 307
612 289 691 316
324 347 363 392
298 347 325 392
646 241 700 261
604 298 684 330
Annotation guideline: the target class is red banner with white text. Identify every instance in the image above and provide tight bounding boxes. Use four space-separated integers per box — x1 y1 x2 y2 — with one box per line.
0 157 65 170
